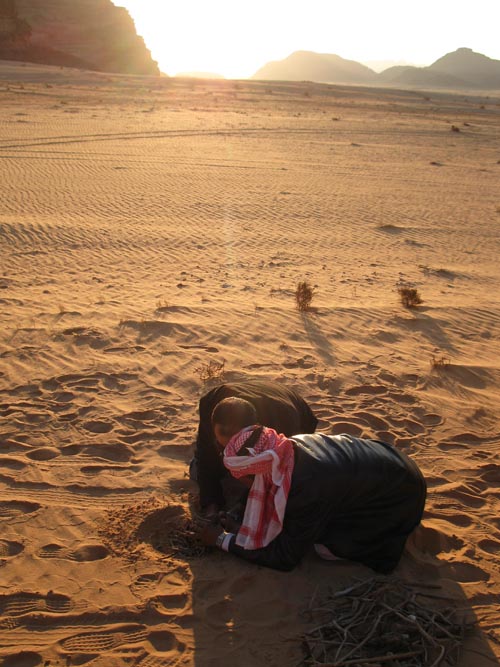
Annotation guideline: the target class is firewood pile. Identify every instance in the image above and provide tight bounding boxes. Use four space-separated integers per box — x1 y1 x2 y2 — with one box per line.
301 577 473 667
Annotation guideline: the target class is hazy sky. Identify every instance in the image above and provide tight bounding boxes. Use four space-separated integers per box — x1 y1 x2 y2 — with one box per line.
118 0 500 78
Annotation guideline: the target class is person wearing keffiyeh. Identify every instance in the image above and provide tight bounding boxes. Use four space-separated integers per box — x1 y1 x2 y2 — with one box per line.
190 380 318 516
200 401 427 573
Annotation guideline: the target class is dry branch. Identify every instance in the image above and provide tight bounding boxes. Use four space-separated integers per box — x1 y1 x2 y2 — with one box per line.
301 578 473 667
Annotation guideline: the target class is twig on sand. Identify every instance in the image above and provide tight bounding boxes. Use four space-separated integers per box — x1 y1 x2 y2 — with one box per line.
300 577 474 667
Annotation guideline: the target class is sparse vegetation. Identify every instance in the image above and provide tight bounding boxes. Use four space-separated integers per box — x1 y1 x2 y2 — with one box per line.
155 299 170 312
195 359 225 384
431 353 451 369
398 286 423 309
295 281 315 312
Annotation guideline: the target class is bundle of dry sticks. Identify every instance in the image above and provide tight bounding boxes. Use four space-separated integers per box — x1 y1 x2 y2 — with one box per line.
301 577 473 667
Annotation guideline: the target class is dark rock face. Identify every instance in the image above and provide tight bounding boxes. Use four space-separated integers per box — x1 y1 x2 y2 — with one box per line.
0 0 159 75
0 0 31 45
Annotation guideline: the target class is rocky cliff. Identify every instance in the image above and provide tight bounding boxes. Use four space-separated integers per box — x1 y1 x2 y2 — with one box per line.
0 0 159 75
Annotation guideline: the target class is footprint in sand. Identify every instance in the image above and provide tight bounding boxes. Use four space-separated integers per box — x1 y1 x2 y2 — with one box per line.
2 651 43 667
0 592 73 616
409 522 465 556
433 483 487 509
345 384 387 396
425 509 474 528
478 463 500 484
60 625 148 652
82 419 114 434
148 593 189 614
37 543 109 562
442 561 490 583
203 598 234 630
135 633 186 667
389 417 425 435
0 500 41 519
131 572 165 595
352 411 390 431
64 442 133 462
420 413 443 426
477 538 500 556
80 463 138 475
376 430 396 444
147 629 182 652
0 456 27 470
26 447 60 461
0 540 24 558
131 566 189 597
330 421 364 437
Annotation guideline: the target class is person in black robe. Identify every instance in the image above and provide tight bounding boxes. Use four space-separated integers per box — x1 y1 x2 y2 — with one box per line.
201 404 427 574
191 380 318 514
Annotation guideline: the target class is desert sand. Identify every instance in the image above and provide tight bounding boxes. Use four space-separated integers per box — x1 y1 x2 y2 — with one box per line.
0 61 499 666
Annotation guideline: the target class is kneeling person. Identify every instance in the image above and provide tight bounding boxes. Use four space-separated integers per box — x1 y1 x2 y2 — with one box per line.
201 398 426 573
192 380 318 514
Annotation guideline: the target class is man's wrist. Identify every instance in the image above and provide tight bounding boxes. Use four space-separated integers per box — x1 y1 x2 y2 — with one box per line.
215 531 234 551
215 531 226 549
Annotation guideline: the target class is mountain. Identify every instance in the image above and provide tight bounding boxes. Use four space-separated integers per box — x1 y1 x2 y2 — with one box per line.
362 59 420 73
0 0 159 75
253 48 500 90
252 50 377 85
378 65 469 89
429 47 500 88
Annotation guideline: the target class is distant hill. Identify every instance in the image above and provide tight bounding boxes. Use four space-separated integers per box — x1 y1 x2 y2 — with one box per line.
0 0 159 75
253 48 500 90
252 50 377 85
429 48 500 88
175 71 225 79
378 65 468 89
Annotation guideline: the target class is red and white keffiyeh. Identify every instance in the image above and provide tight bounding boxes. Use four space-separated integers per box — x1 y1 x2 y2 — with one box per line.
223 426 295 550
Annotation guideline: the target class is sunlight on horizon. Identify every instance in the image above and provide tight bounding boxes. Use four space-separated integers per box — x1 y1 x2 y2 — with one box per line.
119 0 500 78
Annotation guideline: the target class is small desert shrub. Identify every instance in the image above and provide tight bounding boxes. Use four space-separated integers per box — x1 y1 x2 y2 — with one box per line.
195 359 225 384
295 281 315 312
155 299 170 312
431 353 450 369
398 286 423 309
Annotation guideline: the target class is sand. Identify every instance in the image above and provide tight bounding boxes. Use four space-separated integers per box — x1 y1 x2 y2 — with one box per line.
0 61 499 666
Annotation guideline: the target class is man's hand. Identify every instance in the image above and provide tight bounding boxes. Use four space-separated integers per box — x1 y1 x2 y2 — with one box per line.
200 523 225 547
201 503 220 522
219 512 241 533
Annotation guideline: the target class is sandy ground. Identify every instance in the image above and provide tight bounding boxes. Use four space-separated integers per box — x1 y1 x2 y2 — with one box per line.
0 61 499 666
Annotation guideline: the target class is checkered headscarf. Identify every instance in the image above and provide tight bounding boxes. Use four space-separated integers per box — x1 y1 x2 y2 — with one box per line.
223 426 295 550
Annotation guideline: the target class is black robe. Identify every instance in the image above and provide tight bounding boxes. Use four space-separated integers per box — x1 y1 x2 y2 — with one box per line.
227 433 426 573
194 381 318 508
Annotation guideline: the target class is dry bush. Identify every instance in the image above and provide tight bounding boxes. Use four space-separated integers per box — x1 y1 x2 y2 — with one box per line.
431 353 450 369
398 286 423 309
195 359 225 384
295 281 315 312
156 299 170 312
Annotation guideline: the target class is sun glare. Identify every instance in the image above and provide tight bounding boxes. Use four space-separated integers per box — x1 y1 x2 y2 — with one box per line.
119 0 500 78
